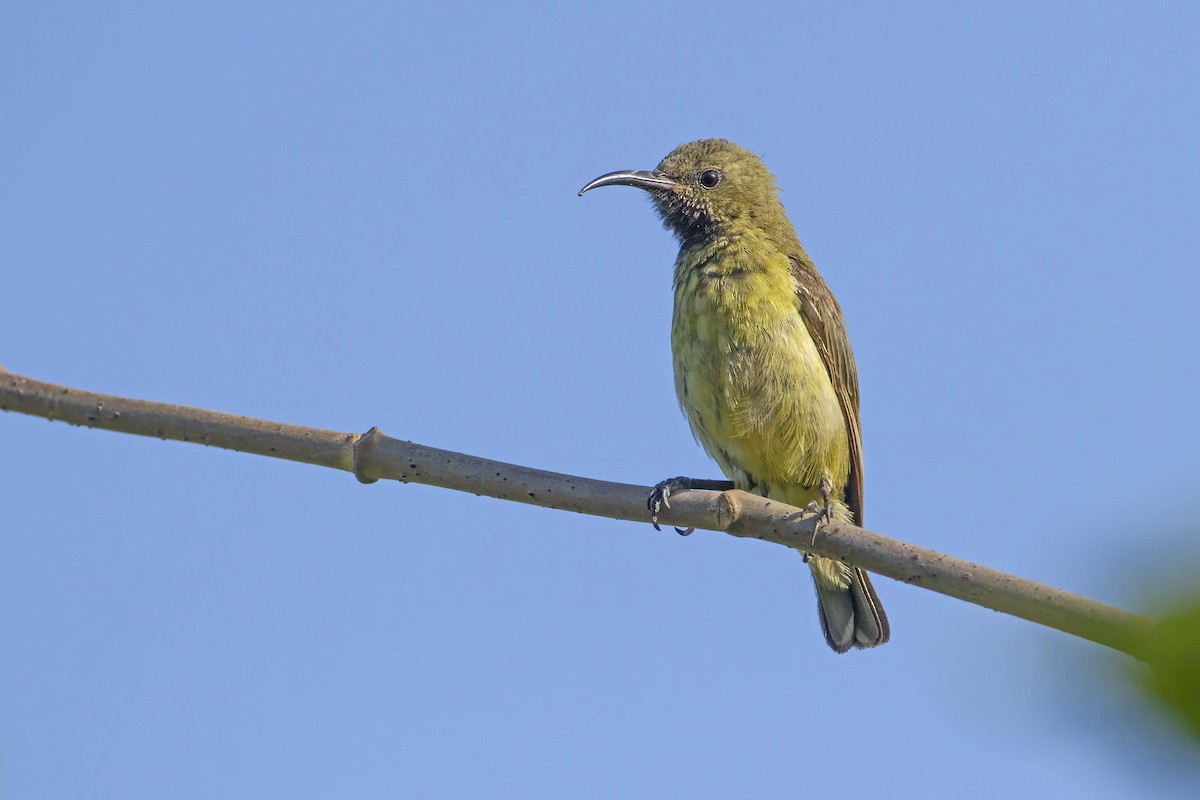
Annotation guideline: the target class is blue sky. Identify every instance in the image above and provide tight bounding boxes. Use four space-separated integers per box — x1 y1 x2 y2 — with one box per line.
4 2 1200 797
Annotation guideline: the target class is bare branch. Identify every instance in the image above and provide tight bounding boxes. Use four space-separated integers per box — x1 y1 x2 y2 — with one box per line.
1 367 1151 657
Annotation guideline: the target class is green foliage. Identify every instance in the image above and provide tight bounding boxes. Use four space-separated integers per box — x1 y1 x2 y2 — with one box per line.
1138 594 1200 739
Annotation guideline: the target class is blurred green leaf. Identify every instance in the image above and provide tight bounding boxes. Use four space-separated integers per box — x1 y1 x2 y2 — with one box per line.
1137 594 1200 740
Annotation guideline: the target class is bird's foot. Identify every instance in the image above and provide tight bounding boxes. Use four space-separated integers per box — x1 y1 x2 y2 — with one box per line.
649 476 696 534
648 476 736 535
801 477 837 561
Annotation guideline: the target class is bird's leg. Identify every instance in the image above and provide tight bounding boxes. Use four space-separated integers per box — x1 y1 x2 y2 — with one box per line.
648 476 736 535
801 477 836 561
819 475 835 524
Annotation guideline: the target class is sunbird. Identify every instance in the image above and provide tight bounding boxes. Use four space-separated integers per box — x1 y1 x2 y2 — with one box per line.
579 139 889 652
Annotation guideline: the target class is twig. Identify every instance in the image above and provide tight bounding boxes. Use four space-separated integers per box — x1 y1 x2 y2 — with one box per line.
0 367 1151 657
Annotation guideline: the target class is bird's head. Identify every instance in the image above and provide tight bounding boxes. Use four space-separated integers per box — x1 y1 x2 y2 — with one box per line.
579 138 789 244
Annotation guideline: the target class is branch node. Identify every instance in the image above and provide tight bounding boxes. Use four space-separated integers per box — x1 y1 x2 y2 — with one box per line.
353 426 383 484
715 490 739 530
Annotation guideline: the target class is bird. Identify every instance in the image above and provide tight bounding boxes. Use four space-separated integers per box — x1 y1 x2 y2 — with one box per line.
579 139 889 653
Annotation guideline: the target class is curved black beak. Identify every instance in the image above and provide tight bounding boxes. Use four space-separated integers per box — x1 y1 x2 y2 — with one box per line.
578 170 679 197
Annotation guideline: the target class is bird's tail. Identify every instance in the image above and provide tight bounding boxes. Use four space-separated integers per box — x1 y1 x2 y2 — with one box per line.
808 556 890 653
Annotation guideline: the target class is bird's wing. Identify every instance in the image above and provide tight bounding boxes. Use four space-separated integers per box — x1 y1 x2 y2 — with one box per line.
789 254 864 525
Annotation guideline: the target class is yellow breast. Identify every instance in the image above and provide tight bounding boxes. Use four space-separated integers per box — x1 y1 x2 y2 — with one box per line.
670 239 849 509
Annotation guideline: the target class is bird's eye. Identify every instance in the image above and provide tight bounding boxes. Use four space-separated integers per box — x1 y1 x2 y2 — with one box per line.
699 169 722 189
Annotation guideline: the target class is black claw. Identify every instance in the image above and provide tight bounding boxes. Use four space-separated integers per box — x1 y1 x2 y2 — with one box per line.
675 527 694 536
810 511 825 550
809 486 833 551
649 484 667 530
799 500 827 554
